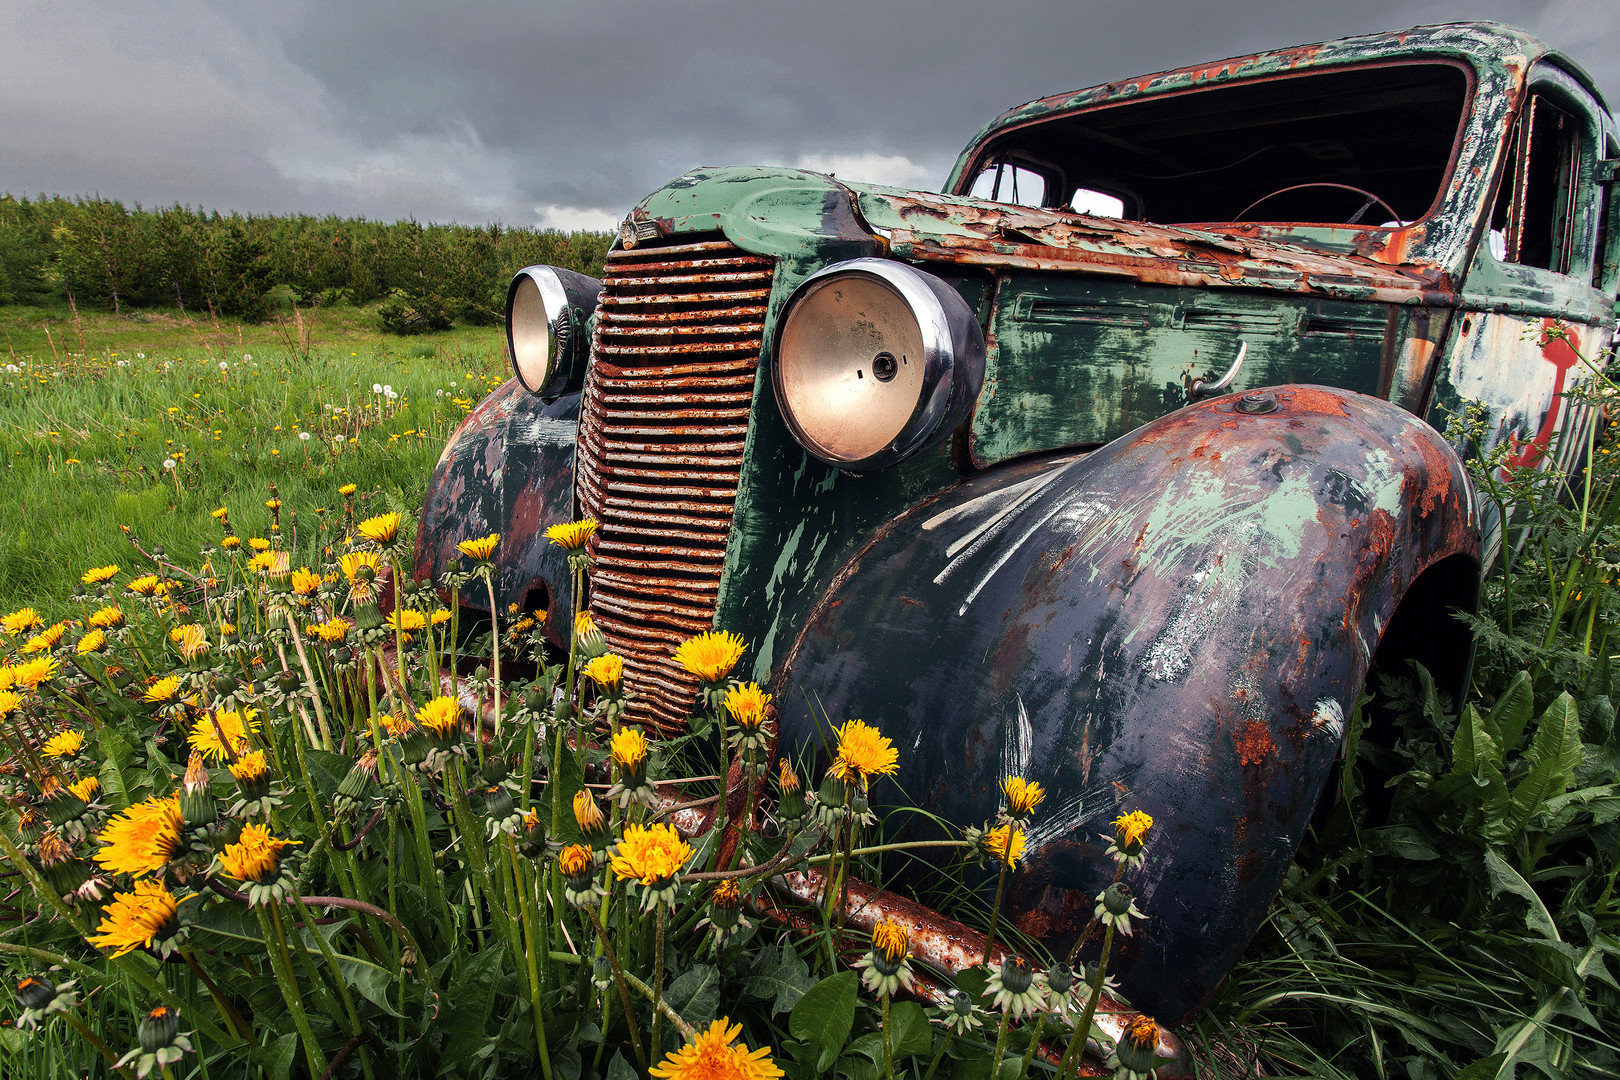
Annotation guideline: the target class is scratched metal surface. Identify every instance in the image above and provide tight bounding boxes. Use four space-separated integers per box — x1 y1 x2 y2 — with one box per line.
412 381 578 646
773 387 1480 1024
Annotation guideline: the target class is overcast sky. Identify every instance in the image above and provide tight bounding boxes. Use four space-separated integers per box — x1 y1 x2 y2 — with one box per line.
3 0 1616 232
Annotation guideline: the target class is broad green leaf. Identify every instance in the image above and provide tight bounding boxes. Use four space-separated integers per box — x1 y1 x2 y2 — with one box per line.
1487 670 1534 748
251 1033 299 1080
742 944 816 1016
887 1001 933 1059
1368 825 1440 861
1452 704 1501 776
665 964 720 1031
1507 693 1582 834
333 953 404 1017
1483 848 1560 940
1454 1052 1507 1080
789 971 858 1075
605 1051 637 1080
97 725 149 811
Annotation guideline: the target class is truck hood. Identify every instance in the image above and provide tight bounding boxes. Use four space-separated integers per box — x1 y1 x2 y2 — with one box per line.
627 167 1455 306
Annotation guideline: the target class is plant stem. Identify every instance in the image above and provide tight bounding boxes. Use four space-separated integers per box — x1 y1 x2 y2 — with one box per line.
587 907 648 1071
482 569 503 743
882 991 895 1080
991 1006 1012 1080
506 835 554 1080
1015 1011 1046 1080
261 904 330 1078
1065 922 1116 1080
651 903 668 1057
984 827 1015 965
922 1028 954 1080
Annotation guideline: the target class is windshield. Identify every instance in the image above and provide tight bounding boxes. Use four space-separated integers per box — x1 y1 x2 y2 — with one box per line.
958 62 1471 229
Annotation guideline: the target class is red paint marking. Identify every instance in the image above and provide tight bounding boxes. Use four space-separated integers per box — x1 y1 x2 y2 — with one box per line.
1503 321 1581 473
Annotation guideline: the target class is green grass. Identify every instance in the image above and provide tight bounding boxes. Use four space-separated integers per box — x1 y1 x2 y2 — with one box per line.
0 302 508 615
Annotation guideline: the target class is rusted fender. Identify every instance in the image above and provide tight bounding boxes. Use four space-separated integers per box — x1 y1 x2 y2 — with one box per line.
412 377 578 642
774 386 1480 1025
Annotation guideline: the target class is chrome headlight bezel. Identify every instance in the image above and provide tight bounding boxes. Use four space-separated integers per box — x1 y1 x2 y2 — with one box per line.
506 265 602 399
772 258 985 472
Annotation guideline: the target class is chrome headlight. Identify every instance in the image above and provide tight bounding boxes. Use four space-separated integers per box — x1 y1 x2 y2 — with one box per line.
506 265 602 399
773 259 984 471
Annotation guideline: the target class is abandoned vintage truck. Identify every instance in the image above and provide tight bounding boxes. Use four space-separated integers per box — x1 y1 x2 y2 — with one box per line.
416 23 1620 1023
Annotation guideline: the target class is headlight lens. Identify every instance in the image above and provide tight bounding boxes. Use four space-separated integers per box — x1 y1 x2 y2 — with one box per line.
506 265 602 398
774 259 984 471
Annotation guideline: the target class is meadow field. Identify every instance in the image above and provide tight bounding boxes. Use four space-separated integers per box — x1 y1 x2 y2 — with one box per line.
0 302 507 614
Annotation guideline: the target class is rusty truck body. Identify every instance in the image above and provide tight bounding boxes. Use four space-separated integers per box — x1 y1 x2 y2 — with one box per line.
416 23 1620 1022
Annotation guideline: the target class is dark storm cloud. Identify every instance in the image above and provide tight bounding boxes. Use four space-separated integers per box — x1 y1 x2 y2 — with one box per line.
3 0 1616 226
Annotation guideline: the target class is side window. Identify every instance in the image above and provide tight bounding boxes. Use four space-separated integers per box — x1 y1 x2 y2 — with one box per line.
968 163 1048 208
1070 188 1126 218
1488 94 1585 273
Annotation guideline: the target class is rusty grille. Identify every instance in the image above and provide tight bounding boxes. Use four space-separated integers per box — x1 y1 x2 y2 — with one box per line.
575 238 773 731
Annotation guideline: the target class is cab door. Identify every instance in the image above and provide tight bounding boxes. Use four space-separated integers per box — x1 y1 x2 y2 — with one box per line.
1427 63 1620 568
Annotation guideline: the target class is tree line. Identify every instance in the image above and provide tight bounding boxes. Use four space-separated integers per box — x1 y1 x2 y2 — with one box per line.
0 194 613 330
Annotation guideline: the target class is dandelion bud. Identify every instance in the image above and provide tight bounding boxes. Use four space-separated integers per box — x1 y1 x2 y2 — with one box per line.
480 757 508 785
137 1004 181 1055
1046 961 1074 996
524 686 549 714
777 759 807 823
1102 883 1134 918
179 752 216 827
213 674 239 698
1116 1015 1163 1073
559 843 602 907
710 879 743 932
15 975 56 1011
591 953 612 990
572 789 611 850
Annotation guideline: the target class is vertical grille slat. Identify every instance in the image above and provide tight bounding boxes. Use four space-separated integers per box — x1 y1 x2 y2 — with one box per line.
576 238 773 732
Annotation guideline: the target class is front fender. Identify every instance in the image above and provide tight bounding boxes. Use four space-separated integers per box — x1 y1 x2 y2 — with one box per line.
775 386 1479 1024
412 377 578 642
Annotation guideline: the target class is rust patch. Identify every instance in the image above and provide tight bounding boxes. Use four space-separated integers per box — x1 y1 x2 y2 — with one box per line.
1232 719 1275 765
1276 386 1352 418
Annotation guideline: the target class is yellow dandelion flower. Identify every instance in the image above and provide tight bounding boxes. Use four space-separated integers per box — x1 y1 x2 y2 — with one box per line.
22 623 67 653
830 719 899 783
2 608 45 634
672 630 746 684
189 707 259 761
558 843 594 878
0 690 21 715
263 498 281 511
309 617 350 644
377 713 415 737
575 610 598 638
723 682 770 730
982 823 1026 867
13 656 60 690
221 536 241 550
1112 810 1153 848
246 552 275 572
126 575 161 595
649 1018 784 1080
872 918 909 965
94 795 184 878
218 822 299 883
248 538 270 552
388 609 427 633
291 567 321 595
174 624 209 661
76 629 107 654
572 788 605 832
456 533 499 561
611 823 693 887
413 696 461 738
226 750 271 784
584 652 624 689
1002 777 1046 819
544 519 597 551
69 775 100 802
339 483 357 496
41 730 84 758
211 506 229 520
338 550 382 583
87 605 124 629
88 879 188 957
143 675 182 703
430 609 452 626
81 564 119 584
611 727 648 772
356 513 401 545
